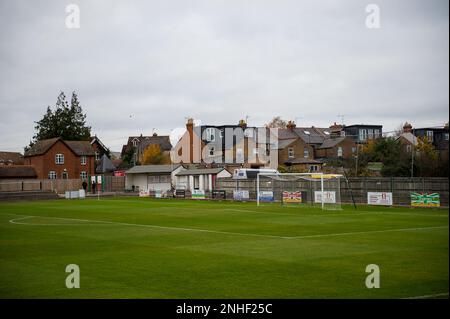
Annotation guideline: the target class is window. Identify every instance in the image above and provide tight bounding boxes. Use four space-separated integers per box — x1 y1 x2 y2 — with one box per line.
205 128 215 142
94 152 100 161
303 149 309 158
368 129 374 139
445 133 449 141
288 148 294 158
209 146 215 156
80 171 87 179
426 131 434 142
406 145 412 153
359 129 368 141
55 154 64 164
48 171 57 179
374 129 380 138
160 175 170 183
61 171 68 179
337 147 343 157
132 139 138 147
81 156 87 165
309 165 319 172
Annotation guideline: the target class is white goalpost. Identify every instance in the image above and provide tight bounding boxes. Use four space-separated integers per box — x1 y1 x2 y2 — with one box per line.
256 172 343 210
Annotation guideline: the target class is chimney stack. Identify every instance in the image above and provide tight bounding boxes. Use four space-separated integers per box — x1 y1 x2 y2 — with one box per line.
238 119 247 129
403 122 413 133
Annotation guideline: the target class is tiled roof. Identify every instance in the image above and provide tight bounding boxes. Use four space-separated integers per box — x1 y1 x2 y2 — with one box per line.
0 152 24 164
138 136 172 152
24 137 60 156
65 141 95 156
0 165 37 178
274 139 296 150
396 133 418 146
277 129 299 140
318 137 347 149
24 138 94 157
294 127 327 144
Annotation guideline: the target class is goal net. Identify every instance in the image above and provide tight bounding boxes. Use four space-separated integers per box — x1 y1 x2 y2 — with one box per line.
256 173 343 210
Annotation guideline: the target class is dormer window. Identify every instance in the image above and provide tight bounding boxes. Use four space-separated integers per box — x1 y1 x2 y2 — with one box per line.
81 156 87 165
132 139 138 147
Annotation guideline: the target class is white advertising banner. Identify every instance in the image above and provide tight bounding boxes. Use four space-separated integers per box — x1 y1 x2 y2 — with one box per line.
368 192 393 206
139 190 150 197
314 191 336 204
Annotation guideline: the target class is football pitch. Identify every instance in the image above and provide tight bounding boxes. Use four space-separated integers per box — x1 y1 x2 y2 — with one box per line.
0 197 448 299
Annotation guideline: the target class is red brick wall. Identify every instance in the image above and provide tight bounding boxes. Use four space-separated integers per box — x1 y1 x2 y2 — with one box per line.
25 140 94 179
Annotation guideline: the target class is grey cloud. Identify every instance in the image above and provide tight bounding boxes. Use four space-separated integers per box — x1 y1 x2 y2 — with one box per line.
0 0 448 152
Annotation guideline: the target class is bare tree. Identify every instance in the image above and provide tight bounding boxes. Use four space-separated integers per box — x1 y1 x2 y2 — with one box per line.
265 116 288 128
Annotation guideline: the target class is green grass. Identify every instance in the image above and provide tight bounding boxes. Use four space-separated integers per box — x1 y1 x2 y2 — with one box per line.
0 197 448 298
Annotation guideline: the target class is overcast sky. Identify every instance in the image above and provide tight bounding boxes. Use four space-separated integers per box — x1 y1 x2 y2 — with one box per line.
0 0 448 152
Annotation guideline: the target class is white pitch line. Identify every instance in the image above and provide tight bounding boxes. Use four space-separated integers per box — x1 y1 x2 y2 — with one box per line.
7 214 283 239
287 225 449 239
5 213 448 240
403 292 449 299
9 216 113 226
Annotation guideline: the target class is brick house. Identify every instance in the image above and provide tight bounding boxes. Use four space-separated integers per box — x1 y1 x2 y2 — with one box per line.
396 123 418 153
275 121 324 172
315 136 357 159
24 137 95 180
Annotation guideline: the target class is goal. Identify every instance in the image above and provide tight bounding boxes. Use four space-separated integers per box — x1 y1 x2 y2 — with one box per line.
256 172 343 210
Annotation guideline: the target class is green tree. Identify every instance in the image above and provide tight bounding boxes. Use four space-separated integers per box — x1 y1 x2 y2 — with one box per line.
359 138 410 177
27 91 91 150
414 137 439 177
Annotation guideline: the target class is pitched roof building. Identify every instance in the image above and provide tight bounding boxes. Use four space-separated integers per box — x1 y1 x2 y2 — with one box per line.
0 165 37 179
0 151 24 165
24 138 95 180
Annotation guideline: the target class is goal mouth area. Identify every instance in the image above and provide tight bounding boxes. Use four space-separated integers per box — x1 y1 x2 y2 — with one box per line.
256 173 343 210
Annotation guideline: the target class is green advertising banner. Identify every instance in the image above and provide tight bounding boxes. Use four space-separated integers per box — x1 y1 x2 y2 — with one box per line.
410 192 440 207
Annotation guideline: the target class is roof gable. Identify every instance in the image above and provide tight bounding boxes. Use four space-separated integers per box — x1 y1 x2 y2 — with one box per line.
24 138 94 157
